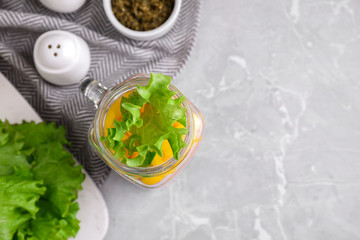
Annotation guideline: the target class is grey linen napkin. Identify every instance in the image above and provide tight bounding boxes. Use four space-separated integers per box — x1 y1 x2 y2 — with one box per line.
0 0 200 186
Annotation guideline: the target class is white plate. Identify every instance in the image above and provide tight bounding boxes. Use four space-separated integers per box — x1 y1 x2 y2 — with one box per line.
0 73 109 240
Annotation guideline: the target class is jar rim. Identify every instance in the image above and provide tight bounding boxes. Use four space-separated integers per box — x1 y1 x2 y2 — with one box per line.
93 73 195 176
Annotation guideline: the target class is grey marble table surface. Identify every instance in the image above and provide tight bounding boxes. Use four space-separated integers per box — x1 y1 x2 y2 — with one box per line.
101 0 360 239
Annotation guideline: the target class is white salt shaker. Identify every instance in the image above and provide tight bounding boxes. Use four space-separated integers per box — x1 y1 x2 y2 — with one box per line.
33 30 91 86
39 0 86 13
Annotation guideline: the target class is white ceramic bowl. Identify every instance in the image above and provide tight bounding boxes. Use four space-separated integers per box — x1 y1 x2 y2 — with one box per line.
33 30 91 86
103 0 181 41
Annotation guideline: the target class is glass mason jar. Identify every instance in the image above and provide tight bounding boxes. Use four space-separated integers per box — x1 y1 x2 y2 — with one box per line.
79 74 204 188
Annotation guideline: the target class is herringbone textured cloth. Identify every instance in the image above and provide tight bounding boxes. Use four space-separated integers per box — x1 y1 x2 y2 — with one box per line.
0 0 200 186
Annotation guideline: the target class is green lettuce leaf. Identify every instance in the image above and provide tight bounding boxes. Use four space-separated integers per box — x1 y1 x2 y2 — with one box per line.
0 167 45 240
0 120 85 240
14 122 85 222
103 73 188 167
0 121 31 176
15 200 80 240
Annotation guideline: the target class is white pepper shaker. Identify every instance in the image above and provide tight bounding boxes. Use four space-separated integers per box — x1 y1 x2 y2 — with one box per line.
33 30 91 86
39 0 86 13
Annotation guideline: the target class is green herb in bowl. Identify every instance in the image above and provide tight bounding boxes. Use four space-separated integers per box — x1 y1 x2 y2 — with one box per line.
111 0 175 31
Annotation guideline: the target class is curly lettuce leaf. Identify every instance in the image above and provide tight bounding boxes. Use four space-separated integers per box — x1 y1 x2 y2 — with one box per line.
14 122 85 218
15 200 80 240
104 73 188 167
0 121 32 176
0 167 45 240
0 120 85 240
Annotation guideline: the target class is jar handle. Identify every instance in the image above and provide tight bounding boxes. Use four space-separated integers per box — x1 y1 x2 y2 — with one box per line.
79 77 109 108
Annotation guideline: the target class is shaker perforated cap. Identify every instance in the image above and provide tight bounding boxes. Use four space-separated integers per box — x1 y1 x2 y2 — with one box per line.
33 30 91 86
